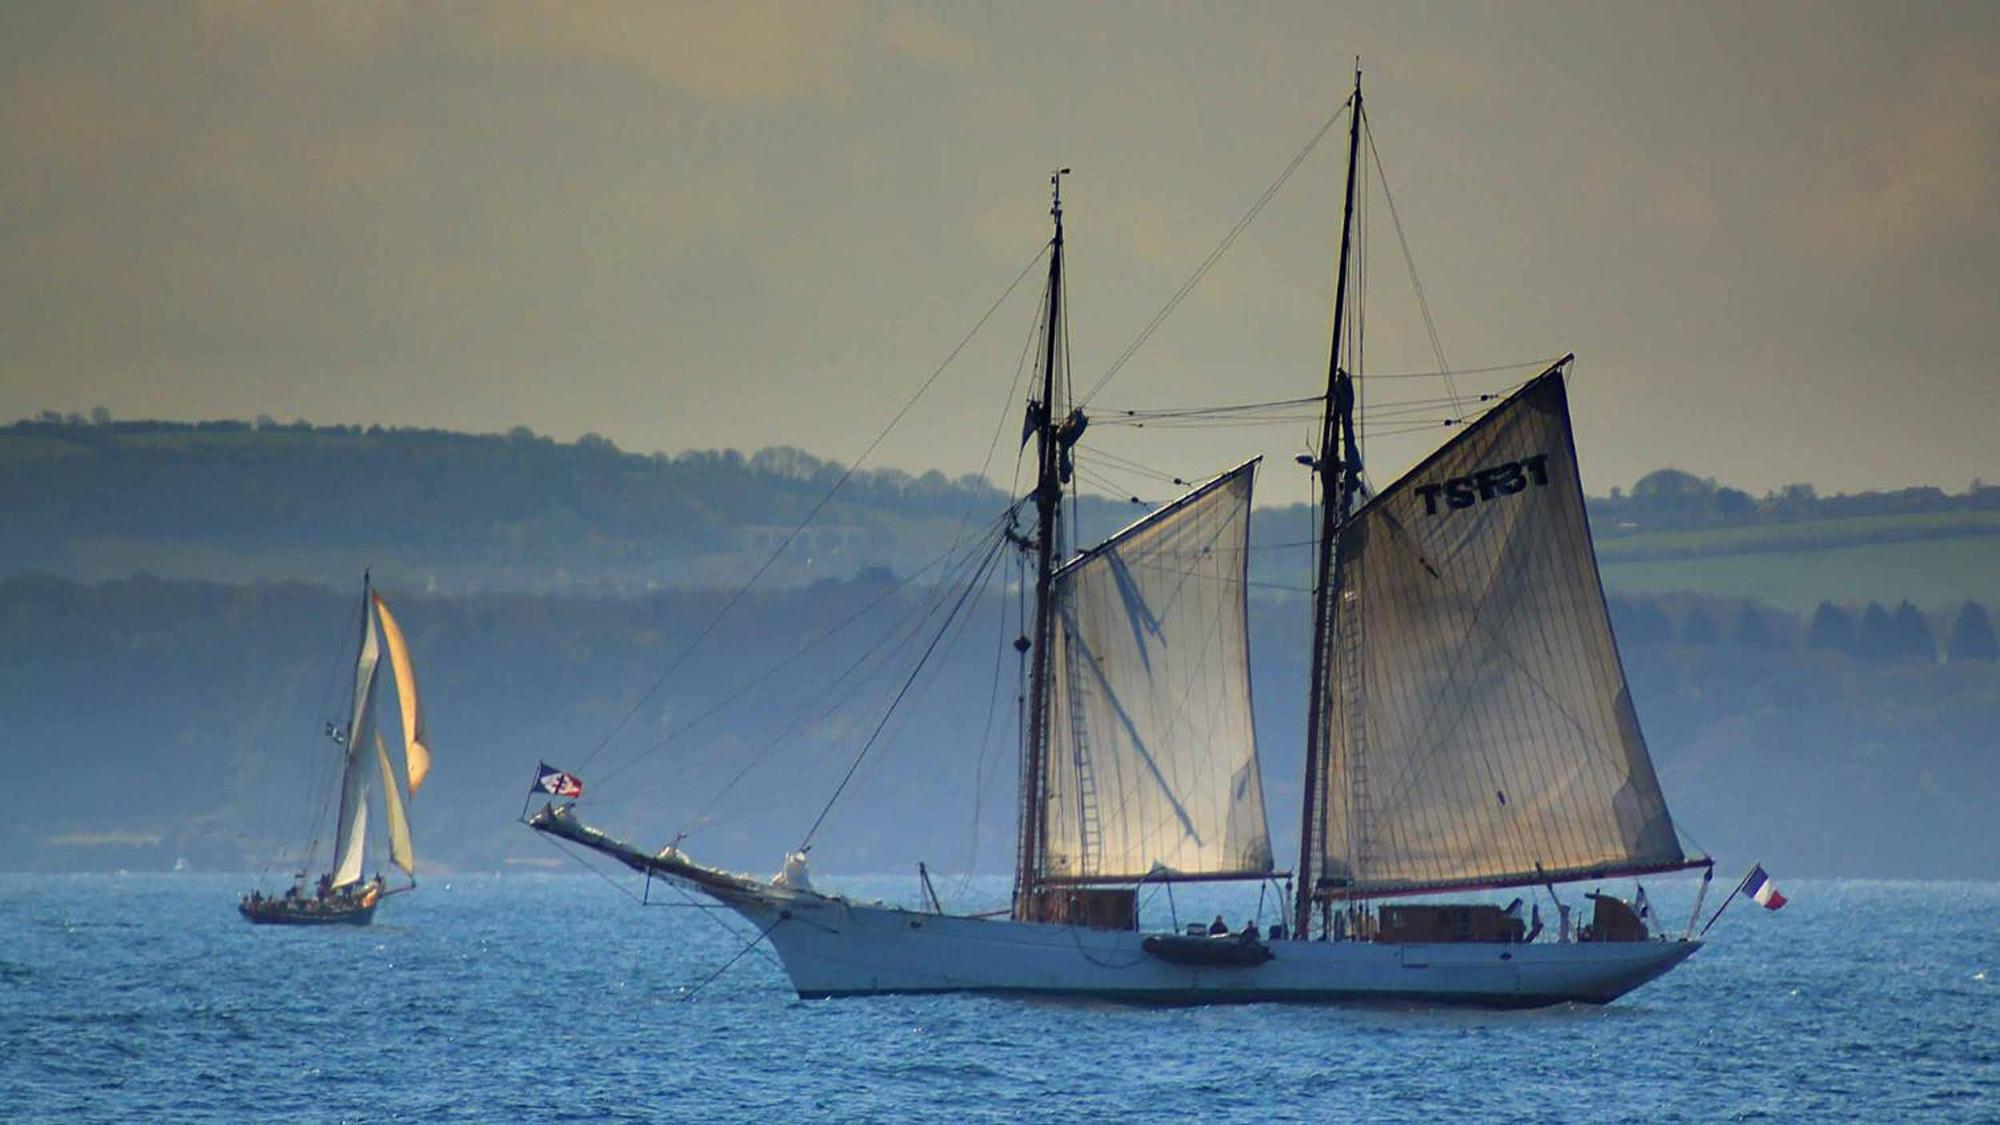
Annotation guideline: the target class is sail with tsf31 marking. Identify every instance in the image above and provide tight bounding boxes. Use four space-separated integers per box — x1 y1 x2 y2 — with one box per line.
1042 459 1274 883
1312 368 1692 898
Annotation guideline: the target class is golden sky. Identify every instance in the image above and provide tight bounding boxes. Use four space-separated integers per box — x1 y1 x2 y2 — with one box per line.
3 1 1995 502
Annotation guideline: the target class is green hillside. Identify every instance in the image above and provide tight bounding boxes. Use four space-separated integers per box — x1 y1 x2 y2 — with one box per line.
1602 534 2000 614
6 416 1996 610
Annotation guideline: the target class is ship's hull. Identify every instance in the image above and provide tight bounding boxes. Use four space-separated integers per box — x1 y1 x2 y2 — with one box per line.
703 883 1697 1008
238 897 377 926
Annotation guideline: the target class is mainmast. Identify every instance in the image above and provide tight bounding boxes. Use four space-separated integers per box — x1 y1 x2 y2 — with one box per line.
1294 71 1364 940
1013 169 1071 920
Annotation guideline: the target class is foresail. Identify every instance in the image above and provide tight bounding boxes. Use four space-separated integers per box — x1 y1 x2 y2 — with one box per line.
371 592 431 795
331 598 381 888
1042 460 1273 882
1314 372 1685 897
374 733 415 878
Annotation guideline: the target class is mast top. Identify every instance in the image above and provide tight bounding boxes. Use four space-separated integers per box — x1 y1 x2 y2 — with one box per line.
1051 168 1070 224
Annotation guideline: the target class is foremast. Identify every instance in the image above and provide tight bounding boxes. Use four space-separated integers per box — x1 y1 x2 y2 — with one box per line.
1294 71 1365 941
1012 169 1072 921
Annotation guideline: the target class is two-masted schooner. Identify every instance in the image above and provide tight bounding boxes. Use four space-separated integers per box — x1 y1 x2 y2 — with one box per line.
532 76 1714 1005
241 574 431 926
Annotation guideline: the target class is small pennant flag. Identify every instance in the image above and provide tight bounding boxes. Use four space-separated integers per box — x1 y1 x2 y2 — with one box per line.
1742 864 1787 910
533 762 583 799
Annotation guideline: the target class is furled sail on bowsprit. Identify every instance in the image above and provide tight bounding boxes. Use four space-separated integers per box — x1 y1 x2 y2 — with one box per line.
371 592 431 795
1041 459 1274 882
331 599 382 888
1312 370 1692 898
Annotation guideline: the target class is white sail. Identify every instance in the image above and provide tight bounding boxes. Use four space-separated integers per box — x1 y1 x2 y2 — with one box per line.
1312 372 1686 897
374 733 415 878
330 597 381 888
1041 460 1273 881
371 592 431 795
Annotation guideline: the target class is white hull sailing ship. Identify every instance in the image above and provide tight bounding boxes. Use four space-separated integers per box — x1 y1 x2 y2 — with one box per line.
242 574 432 925
533 76 1713 1005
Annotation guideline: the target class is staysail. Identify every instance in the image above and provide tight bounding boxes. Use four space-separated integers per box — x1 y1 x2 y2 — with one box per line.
1311 371 1690 897
374 733 416 878
330 594 381 888
371 592 431 795
1040 460 1273 882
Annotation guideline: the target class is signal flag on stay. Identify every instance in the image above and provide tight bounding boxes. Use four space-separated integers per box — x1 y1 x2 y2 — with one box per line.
533 762 584 799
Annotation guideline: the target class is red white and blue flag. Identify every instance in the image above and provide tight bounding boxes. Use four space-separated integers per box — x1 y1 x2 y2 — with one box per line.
1742 864 1787 910
534 762 584 799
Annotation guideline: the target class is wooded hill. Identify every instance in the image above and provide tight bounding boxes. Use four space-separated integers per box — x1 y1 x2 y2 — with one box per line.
8 416 1998 610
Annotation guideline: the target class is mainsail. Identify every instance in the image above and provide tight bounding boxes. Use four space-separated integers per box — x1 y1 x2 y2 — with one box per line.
330 596 382 888
1311 371 1689 897
371 592 431 795
1041 460 1274 882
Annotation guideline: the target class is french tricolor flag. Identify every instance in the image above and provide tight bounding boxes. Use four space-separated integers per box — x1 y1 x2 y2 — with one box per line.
1742 864 1787 910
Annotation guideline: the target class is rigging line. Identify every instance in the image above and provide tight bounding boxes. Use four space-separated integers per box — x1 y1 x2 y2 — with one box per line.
591 515 1013 790
964 272 1054 531
675 521 1012 835
1074 443 1185 484
1108 400 1325 421
531 816 784 968
663 520 1013 830
1106 389 1499 422
574 245 1052 773
641 530 1003 828
1093 357 1560 418
955 535 1018 884
533 830 647 904
797 529 1010 851
1078 96 1354 408
838 542 1008 804
678 916 786 1002
1364 114 1459 416
823 521 1013 799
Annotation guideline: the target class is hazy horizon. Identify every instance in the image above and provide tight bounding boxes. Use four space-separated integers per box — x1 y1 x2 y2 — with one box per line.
5 2 1996 505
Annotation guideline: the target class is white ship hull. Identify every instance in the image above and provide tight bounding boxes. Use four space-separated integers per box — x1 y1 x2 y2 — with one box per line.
702 881 1696 1007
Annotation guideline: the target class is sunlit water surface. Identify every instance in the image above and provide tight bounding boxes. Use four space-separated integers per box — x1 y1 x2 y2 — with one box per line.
4 874 1993 1121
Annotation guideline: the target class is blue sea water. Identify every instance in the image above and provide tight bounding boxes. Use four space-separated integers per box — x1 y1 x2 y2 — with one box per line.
2 873 1993 1122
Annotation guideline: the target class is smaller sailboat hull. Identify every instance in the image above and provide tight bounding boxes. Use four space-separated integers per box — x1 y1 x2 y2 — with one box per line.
239 880 381 926
238 897 377 926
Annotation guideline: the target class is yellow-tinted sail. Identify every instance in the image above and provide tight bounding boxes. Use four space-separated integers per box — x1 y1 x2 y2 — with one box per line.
374 733 416 878
370 592 431 794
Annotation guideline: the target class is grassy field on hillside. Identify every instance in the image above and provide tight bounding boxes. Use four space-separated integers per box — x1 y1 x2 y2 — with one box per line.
1601 534 2000 613
1596 509 2000 560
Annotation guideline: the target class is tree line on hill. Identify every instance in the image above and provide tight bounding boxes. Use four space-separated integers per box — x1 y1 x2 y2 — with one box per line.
1608 597 1999 663
6 413 1995 594
1586 467 2000 535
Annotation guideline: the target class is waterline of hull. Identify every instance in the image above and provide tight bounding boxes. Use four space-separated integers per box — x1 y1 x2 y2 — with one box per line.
707 885 1697 1008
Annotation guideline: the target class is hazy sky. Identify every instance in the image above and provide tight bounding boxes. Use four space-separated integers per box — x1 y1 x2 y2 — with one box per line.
4 1 1995 504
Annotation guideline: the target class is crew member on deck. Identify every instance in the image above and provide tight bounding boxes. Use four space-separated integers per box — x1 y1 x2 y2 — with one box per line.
1208 914 1229 936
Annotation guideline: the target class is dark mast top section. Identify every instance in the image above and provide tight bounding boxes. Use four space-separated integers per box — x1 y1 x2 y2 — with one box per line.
1295 71 1364 940
1013 169 1078 921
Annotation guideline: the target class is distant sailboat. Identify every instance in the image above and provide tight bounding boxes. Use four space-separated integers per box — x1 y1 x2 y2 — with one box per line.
241 574 430 926
532 74 1714 1004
